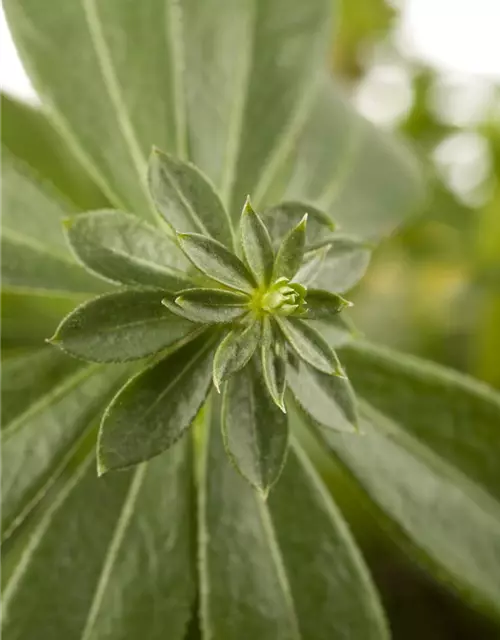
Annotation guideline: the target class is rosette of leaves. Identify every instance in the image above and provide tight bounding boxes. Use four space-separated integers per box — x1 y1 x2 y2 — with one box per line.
48 163 360 494
2 1 500 639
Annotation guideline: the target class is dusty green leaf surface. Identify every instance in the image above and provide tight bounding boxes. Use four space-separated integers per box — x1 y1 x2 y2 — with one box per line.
2 439 195 640
2 364 127 539
51 289 198 362
222 366 289 494
213 322 261 391
200 397 388 639
240 197 275 285
65 210 191 290
98 334 216 472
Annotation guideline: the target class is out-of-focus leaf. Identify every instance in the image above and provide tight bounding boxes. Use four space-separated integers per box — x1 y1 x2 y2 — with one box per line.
2 439 195 640
51 289 199 362
263 201 335 248
199 396 388 638
98 334 215 472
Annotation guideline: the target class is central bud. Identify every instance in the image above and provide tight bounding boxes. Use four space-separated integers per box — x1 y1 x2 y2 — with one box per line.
258 277 307 317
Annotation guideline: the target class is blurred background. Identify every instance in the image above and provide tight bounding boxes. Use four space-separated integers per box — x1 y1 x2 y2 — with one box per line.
2 0 499 637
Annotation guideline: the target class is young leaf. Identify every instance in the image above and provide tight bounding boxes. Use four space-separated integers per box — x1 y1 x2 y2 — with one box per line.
222 365 289 496
287 358 357 433
2 442 195 640
213 321 261 391
276 316 344 376
240 197 274 285
148 148 233 248
176 233 256 293
272 214 308 281
305 289 353 320
50 289 200 363
165 288 249 324
261 317 287 412
98 334 216 472
263 201 335 247
65 210 192 290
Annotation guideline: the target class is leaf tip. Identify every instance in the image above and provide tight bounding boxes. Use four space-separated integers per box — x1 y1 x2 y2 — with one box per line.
96 456 109 478
298 213 308 229
61 217 75 231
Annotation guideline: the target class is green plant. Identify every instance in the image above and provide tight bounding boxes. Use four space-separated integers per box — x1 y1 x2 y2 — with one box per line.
2 1 500 639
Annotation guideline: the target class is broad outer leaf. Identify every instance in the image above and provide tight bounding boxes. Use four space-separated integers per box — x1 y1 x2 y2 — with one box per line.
287 358 357 434
183 0 334 214
2 364 127 539
1 347 81 427
261 317 287 412
199 396 388 639
148 148 233 248
293 245 329 286
213 321 261 391
263 201 334 248
276 316 343 376
267 441 389 640
307 238 371 294
284 81 425 240
240 197 274 285
98 334 216 472
305 289 352 320
65 210 191 290
2 439 195 640
177 233 256 293
174 288 249 324
50 289 199 362
316 405 500 619
272 214 308 281
339 340 500 502
222 365 289 495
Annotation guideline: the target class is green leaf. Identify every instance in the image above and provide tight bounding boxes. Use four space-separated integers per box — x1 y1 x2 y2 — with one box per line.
308 314 357 349
182 1 334 215
213 321 261 392
315 404 500 620
263 201 335 248
50 289 200 363
65 210 192 290
307 237 371 294
287 358 357 434
261 317 287 412
148 148 233 247
176 233 256 293
1 93 107 210
2 364 127 539
222 365 289 495
276 316 343 376
305 289 352 320
339 340 500 502
200 397 387 639
172 288 250 324
98 334 216 472
272 214 308 281
240 197 275 285
1 347 81 427
283 81 425 239
2 440 195 640
293 245 330 286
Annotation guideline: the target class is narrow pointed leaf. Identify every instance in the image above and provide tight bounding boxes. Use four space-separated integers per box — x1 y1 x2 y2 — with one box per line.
240 197 274 285
305 289 352 320
2 364 127 539
148 148 233 247
173 288 249 324
98 334 216 472
65 210 192 290
276 316 343 376
316 405 500 619
261 317 287 412
50 289 200 363
1 348 81 427
222 365 289 494
263 201 335 248
272 214 308 281
2 441 195 640
177 233 256 293
200 398 388 639
213 321 261 391
287 358 357 433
